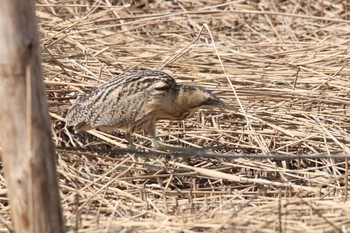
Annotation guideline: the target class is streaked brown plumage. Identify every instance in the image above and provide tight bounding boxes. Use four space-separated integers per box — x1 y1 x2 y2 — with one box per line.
65 70 234 149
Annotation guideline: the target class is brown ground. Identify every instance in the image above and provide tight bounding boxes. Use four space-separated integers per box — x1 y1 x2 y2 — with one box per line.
1 0 350 232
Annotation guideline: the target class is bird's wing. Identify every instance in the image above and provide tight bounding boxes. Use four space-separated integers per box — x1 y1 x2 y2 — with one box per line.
92 71 177 125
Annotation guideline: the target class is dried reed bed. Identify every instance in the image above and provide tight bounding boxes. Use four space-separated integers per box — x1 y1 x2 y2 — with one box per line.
1 0 350 232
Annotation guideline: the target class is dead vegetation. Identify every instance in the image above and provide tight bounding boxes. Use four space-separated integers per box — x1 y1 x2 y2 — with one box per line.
1 0 350 232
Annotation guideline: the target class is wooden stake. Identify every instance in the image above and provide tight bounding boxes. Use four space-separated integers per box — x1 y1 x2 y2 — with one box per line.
0 1 65 232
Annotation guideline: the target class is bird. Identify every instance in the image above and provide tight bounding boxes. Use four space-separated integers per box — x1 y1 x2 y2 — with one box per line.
65 70 234 151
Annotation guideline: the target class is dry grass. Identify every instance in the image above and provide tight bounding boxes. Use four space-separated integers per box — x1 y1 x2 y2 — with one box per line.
1 0 350 232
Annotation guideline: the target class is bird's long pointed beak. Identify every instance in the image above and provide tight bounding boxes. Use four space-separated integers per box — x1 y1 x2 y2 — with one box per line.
218 100 236 112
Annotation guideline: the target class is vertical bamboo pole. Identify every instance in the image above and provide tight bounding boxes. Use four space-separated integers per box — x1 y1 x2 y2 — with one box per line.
0 1 65 232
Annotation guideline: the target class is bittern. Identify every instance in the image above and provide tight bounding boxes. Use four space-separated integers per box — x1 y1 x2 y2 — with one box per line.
65 70 234 151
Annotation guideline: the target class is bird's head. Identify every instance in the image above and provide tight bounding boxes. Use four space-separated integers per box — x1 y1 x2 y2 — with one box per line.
176 85 235 112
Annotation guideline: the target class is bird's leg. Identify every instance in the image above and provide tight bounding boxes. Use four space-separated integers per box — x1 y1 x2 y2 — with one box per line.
125 132 137 151
150 125 168 150
151 135 166 150
125 132 148 164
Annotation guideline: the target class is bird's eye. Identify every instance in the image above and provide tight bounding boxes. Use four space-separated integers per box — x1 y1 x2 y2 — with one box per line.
203 97 217 106
205 98 212 103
